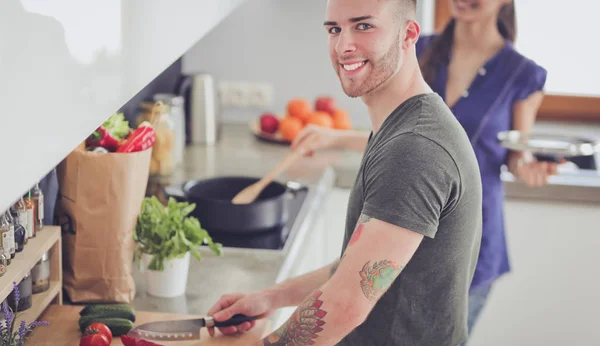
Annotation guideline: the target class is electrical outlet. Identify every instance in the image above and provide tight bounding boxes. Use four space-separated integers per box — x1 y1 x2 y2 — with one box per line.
246 83 274 108
218 81 273 109
218 81 245 107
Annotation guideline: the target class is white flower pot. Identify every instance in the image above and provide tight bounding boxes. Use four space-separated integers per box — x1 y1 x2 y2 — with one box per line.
141 252 190 298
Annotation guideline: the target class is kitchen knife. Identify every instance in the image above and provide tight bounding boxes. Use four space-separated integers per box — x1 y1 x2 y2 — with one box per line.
127 314 258 341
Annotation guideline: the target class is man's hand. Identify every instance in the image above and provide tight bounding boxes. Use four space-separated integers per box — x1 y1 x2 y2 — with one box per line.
206 291 277 337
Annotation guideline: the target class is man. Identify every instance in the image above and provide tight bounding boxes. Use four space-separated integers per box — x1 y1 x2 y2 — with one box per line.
206 0 482 344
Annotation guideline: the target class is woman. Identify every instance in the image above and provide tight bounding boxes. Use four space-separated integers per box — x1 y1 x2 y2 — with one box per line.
416 0 558 338
292 0 558 341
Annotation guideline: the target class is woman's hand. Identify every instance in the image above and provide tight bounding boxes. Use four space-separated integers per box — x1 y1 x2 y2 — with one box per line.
509 153 561 187
291 124 342 157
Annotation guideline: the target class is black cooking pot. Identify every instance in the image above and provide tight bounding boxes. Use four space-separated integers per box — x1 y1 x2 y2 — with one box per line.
164 176 306 233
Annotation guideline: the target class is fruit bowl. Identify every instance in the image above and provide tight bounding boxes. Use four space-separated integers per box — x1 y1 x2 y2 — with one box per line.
251 96 352 146
249 116 290 145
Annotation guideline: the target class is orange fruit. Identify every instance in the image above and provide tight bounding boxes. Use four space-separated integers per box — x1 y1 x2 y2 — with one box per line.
287 99 312 123
307 111 334 128
332 109 352 130
279 116 304 141
334 118 352 130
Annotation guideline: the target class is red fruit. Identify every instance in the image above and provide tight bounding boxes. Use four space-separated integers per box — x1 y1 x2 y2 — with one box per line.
315 96 336 116
80 333 109 346
260 113 280 134
84 322 113 343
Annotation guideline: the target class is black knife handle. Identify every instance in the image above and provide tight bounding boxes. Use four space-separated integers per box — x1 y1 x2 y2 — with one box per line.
214 314 258 327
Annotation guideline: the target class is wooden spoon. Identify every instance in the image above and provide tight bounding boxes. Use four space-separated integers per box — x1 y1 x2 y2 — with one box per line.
231 150 303 204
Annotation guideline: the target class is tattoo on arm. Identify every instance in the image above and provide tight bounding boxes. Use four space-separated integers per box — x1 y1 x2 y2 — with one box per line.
348 214 371 246
359 260 404 302
331 214 372 278
259 290 328 345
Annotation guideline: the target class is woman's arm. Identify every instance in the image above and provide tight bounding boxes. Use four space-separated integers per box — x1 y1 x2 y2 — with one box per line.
507 91 559 186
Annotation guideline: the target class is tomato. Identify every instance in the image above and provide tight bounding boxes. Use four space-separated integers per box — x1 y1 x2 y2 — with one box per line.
84 322 113 343
120 335 164 346
79 333 109 346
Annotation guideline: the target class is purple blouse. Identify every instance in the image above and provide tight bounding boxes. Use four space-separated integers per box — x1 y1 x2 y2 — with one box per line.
416 34 548 289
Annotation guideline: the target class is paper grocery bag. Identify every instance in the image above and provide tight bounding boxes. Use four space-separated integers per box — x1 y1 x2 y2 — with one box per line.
55 144 151 303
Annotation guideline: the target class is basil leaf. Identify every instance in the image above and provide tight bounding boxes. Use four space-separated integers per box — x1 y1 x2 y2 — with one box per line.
133 196 223 271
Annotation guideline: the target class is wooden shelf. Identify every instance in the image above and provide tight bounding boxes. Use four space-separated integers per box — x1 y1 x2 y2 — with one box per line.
0 226 62 307
20 281 61 325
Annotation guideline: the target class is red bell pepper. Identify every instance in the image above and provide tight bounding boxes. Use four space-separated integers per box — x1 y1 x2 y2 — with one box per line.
86 126 121 152
120 335 164 346
116 121 156 153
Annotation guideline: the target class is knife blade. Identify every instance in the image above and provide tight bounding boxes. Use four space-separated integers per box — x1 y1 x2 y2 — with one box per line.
127 314 258 341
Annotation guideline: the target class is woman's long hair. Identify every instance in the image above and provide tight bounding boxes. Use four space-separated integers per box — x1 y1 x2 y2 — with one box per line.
419 1 517 86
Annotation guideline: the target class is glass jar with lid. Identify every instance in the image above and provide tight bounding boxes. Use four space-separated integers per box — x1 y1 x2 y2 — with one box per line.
8 271 32 311
32 251 51 294
149 102 175 176
153 94 185 168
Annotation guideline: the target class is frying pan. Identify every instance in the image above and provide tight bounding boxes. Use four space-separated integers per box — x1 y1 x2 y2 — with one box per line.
497 130 600 163
164 176 306 233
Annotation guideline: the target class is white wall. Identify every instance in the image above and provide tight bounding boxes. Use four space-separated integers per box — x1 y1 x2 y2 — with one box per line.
182 0 435 128
182 0 600 140
514 1 600 97
0 0 247 214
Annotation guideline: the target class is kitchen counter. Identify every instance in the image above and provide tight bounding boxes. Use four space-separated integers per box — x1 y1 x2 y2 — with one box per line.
133 123 337 324
26 305 269 345
500 169 600 204
333 151 600 204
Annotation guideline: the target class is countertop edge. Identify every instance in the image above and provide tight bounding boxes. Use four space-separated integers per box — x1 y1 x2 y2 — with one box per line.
501 172 600 204
332 161 600 204
275 166 336 284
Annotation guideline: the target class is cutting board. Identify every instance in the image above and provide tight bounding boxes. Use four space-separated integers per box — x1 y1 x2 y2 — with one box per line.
26 305 271 345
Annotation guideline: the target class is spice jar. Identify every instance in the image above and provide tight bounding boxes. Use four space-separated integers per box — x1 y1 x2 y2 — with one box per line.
150 103 175 176
32 251 51 294
8 271 32 312
153 94 185 168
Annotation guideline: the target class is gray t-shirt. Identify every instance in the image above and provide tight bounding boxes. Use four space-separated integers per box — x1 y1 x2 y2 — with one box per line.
337 93 482 346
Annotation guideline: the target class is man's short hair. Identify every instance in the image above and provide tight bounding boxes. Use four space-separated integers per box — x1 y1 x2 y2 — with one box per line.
393 0 417 21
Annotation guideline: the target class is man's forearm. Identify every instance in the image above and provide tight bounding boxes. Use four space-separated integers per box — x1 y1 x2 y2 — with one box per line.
333 130 369 153
264 260 339 308
256 275 362 346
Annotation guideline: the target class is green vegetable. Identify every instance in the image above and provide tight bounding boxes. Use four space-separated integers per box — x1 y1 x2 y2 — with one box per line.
133 196 223 271
79 304 136 322
101 112 131 140
79 316 134 336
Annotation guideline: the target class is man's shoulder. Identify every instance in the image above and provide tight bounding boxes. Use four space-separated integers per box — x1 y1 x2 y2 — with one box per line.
367 131 460 178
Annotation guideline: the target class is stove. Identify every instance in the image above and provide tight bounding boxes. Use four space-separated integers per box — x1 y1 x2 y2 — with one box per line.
147 177 311 251
204 185 309 250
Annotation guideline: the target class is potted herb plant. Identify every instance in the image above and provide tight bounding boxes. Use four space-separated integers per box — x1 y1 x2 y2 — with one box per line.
1 282 49 345
133 196 223 298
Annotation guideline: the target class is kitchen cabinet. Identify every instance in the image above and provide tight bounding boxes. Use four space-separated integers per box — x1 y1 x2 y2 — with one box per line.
0 0 248 214
0 226 62 326
468 197 600 346
271 187 350 329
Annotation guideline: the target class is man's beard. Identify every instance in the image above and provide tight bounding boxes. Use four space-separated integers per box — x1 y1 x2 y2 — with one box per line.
337 34 402 98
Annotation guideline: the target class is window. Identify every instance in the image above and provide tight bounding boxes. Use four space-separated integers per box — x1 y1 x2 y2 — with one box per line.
434 0 600 122
513 1 599 98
